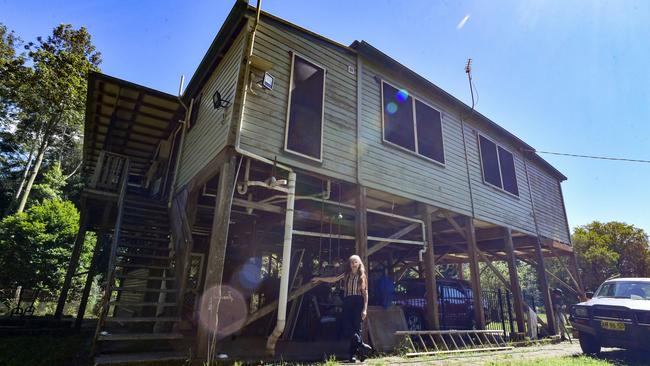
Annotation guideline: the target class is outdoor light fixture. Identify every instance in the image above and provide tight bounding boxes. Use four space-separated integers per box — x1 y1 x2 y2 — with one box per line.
261 72 274 90
212 90 231 110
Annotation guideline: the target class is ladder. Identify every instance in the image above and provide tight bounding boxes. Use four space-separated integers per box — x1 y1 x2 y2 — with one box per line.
395 329 513 357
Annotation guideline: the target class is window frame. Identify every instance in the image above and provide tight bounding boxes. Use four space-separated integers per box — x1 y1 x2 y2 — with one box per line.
283 51 327 163
187 92 203 131
477 132 520 198
380 79 446 167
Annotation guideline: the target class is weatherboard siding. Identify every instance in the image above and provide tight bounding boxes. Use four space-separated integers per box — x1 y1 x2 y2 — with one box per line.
462 123 537 235
176 28 246 189
358 60 473 216
238 19 358 182
527 162 571 243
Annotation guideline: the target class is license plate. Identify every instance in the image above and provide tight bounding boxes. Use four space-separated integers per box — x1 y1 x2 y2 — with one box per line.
601 320 625 331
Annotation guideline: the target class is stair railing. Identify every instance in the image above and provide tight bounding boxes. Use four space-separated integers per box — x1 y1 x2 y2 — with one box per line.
90 151 131 194
91 156 130 353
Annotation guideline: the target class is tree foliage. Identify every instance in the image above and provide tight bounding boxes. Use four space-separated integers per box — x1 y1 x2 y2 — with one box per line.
0 199 95 298
0 23 100 213
573 221 650 291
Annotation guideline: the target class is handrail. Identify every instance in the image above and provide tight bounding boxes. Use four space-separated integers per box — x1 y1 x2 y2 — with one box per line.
91 157 130 354
90 151 130 193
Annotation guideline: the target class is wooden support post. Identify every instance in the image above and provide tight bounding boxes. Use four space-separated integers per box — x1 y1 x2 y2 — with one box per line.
568 253 587 301
355 186 368 265
420 204 440 330
55 201 89 319
503 228 526 334
465 217 485 329
458 264 464 280
75 234 103 329
197 154 237 359
534 240 556 335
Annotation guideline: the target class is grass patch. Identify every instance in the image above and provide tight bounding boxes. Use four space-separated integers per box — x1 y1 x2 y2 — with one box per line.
486 355 613 366
0 334 89 366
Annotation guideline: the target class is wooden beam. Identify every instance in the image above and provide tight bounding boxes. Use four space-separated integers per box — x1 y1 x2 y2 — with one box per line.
197 154 237 358
443 212 466 239
355 186 368 265
465 217 485 329
420 204 440 330
548 246 585 300
504 227 526 334
55 199 89 319
534 237 557 335
368 223 420 256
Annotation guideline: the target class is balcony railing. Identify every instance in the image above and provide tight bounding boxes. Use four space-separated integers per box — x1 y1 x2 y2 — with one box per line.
90 151 130 193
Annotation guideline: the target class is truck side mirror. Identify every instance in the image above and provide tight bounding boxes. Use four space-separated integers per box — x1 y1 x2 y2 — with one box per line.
585 291 594 299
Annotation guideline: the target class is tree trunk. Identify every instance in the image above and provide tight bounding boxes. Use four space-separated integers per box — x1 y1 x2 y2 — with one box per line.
13 148 34 202
16 137 48 213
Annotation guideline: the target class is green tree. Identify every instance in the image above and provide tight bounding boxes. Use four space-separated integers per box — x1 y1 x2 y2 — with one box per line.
7 24 100 213
573 221 650 291
0 199 95 299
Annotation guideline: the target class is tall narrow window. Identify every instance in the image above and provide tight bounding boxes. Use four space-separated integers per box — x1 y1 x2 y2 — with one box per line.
382 82 415 152
498 147 519 195
415 100 445 163
478 134 519 196
284 54 325 161
188 93 202 130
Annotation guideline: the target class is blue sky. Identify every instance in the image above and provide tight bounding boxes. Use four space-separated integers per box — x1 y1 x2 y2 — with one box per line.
3 0 650 233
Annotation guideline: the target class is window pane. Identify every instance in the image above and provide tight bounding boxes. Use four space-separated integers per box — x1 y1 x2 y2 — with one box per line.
479 135 502 188
188 93 202 130
382 82 415 151
498 147 519 195
286 55 325 160
415 100 444 163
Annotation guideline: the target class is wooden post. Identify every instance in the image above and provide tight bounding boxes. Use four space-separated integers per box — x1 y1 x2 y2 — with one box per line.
534 240 556 335
465 217 485 329
355 186 368 266
75 234 103 329
197 154 237 359
503 227 526 334
55 201 89 319
568 252 586 301
458 264 464 280
419 204 440 330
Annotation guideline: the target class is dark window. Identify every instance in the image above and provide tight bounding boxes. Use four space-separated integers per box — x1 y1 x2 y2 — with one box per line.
479 134 519 196
415 100 445 163
479 135 502 188
498 146 519 195
382 82 415 151
188 93 202 130
285 54 325 161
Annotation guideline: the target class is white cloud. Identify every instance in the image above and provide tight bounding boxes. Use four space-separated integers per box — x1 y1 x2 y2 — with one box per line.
457 14 471 29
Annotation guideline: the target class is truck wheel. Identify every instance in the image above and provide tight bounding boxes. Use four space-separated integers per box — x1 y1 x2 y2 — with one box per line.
579 332 601 355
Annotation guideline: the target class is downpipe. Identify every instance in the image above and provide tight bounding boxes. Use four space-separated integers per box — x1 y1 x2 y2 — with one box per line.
266 171 296 353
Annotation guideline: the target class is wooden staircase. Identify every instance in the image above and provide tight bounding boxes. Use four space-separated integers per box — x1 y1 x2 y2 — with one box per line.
92 194 189 364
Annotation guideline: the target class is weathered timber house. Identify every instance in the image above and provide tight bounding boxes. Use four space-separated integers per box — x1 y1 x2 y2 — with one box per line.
56 1 584 363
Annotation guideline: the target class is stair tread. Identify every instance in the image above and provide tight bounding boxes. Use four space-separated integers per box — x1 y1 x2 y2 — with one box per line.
114 274 175 281
117 244 170 251
94 352 187 365
116 253 171 260
109 301 177 307
111 286 177 293
115 262 172 269
119 235 169 243
97 332 184 341
105 316 180 323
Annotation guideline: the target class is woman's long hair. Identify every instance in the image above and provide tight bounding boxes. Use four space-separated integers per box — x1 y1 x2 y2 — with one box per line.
345 254 367 280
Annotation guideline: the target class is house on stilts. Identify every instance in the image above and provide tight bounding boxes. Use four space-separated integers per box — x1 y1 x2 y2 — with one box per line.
55 1 584 363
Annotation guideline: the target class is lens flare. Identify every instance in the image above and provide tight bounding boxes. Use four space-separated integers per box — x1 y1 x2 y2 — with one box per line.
198 285 247 337
386 102 398 114
235 258 263 293
396 89 409 102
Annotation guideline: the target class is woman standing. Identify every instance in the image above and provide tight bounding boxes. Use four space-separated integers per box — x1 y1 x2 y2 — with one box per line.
313 255 372 362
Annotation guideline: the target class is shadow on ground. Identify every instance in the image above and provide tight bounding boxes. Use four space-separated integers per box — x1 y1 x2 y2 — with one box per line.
584 348 650 366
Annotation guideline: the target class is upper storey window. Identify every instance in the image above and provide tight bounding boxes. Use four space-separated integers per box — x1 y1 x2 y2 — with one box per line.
478 134 519 196
284 53 326 162
381 81 445 164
